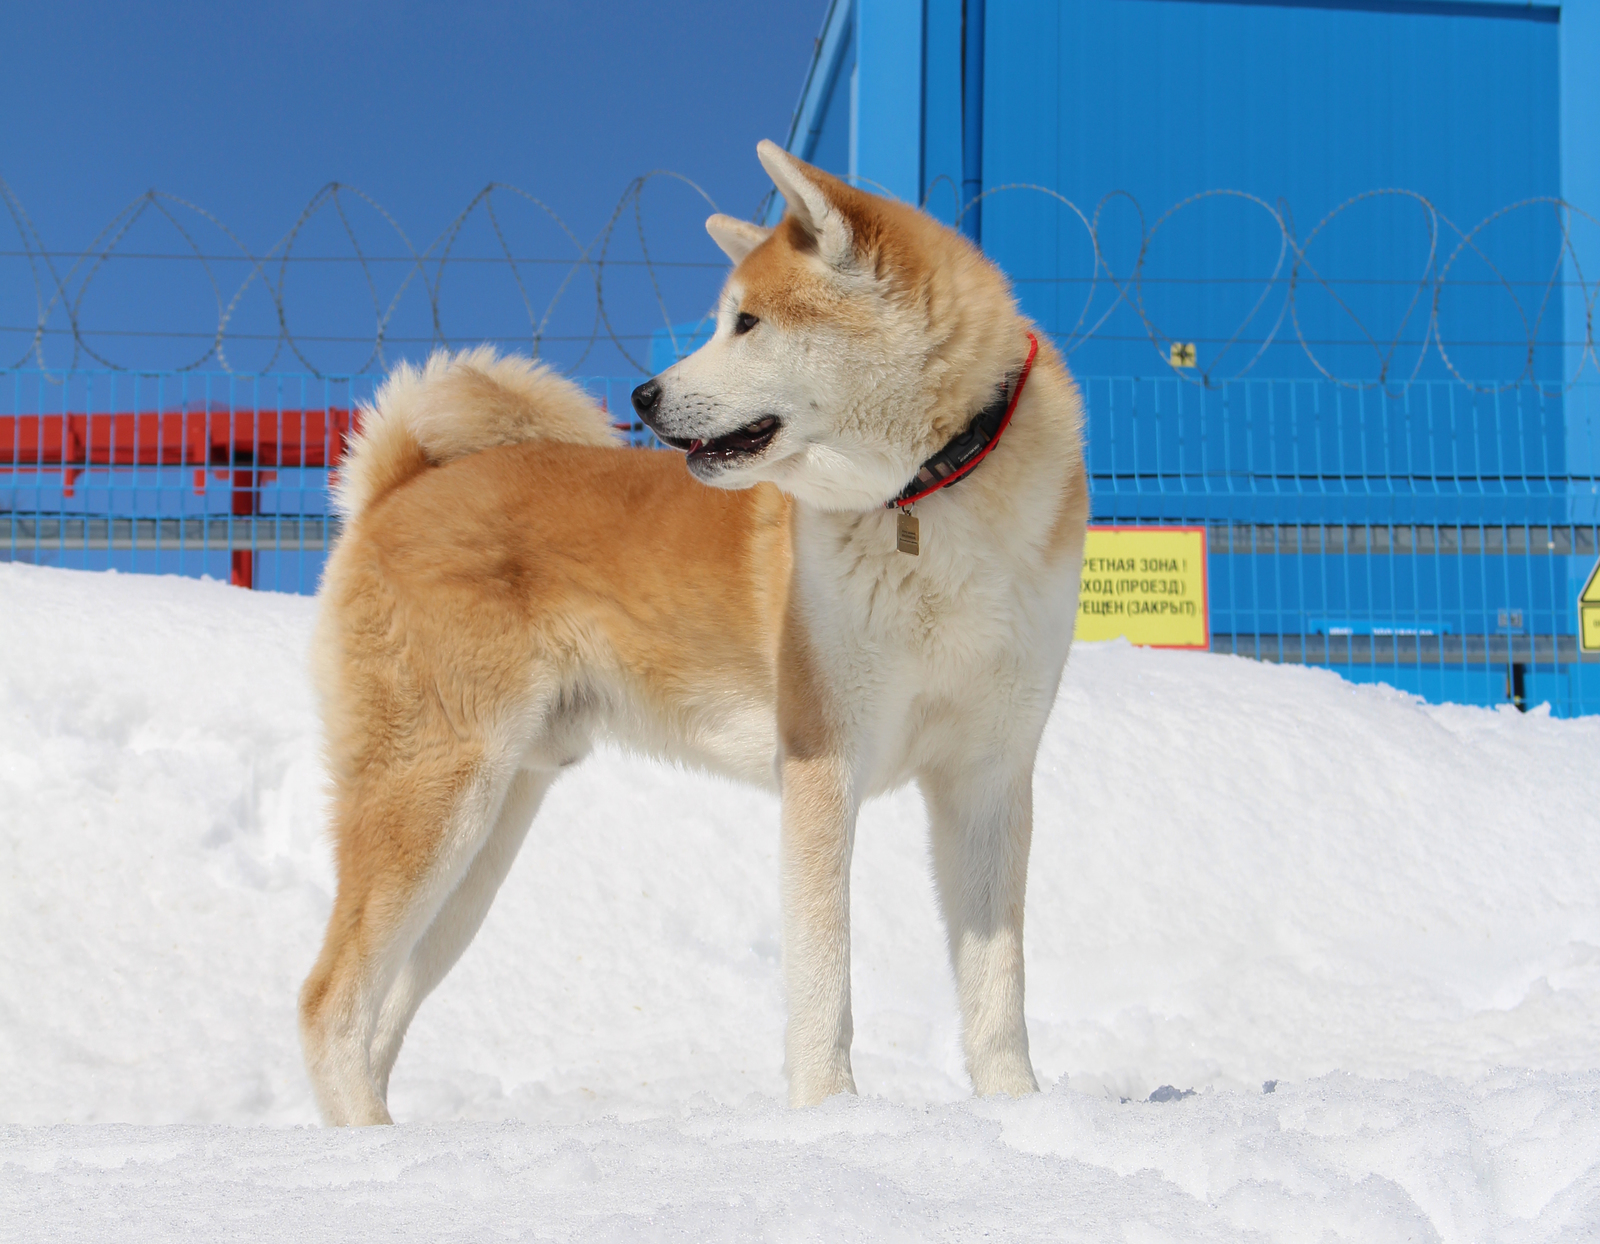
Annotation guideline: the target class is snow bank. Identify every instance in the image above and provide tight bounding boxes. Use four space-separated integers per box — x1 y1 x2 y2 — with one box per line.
7 1073 1599 1241
2 562 1598 1239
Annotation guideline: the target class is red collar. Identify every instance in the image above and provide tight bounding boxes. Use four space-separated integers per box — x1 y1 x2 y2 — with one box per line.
886 332 1039 509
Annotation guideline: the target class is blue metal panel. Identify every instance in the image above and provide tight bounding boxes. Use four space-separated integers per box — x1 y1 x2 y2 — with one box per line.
1561 3 1600 477
960 0 987 242
856 0 925 202
921 0 965 224
979 0 1563 386
1145 0 1557 17
1080 377 1598 528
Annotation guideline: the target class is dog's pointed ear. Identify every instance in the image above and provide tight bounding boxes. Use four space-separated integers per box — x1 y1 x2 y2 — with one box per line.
756 139 853 266
705 214 771 265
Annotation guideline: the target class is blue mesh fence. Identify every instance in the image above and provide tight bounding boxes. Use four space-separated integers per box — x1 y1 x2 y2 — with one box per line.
1082 376 1600 716
0 371 655 594
3 369 1597 716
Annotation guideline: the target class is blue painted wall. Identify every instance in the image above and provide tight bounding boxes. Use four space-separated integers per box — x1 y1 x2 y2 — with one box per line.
788 0 1575 391
977 0 1563 389
1560 0 1600 483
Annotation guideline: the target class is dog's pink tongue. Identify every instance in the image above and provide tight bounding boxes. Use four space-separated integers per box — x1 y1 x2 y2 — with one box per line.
688 439 703 454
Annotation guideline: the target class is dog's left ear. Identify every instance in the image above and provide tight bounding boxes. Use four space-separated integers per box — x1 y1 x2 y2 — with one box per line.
705 214 771 265
756 139 854 268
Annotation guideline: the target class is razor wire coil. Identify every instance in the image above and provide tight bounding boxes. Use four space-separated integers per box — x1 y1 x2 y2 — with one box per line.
2 171 1595 394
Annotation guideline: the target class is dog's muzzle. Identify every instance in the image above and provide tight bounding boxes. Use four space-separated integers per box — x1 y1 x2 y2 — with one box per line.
631 378 781 466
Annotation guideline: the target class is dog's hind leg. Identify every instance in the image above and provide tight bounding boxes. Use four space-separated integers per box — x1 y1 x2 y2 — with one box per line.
299 752 516 1126
369 765 556 1104
919 758 1041 1098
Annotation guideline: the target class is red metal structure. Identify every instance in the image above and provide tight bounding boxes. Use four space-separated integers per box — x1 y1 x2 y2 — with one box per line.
0 409 356 588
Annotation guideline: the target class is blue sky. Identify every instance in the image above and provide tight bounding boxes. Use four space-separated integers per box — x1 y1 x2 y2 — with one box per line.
0 0 826 377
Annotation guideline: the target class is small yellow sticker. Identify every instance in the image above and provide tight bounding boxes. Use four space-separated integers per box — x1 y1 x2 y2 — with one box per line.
1580 554 1600 654
1169 342 1197 368
1077 526 1209 649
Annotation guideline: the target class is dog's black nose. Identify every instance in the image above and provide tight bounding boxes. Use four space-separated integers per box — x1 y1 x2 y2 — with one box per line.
631 379 662 416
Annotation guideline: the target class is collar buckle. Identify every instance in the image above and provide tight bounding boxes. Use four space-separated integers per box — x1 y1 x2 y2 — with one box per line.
886 331 1039 511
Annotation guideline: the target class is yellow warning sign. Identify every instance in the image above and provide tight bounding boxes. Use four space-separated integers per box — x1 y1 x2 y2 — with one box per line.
1077 526 1209 649
1581 555 1600 654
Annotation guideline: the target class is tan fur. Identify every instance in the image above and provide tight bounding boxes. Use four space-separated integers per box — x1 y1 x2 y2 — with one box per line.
1047 459 1092 564
302 438 792 1123
334 346 618 519
301 144 1088 1125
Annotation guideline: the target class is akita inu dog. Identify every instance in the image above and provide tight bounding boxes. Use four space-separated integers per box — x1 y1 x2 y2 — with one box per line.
299 141 1088 1125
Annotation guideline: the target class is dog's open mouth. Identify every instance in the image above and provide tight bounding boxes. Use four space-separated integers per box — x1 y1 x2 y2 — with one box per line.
661 415 781 464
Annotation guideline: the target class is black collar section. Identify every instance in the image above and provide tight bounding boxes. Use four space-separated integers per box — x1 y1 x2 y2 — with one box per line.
885 370 1019 509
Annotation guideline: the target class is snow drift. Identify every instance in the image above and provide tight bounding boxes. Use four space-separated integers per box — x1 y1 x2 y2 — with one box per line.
2 561 1598 1240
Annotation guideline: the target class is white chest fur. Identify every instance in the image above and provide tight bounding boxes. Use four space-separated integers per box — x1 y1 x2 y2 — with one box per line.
791 495 1080 797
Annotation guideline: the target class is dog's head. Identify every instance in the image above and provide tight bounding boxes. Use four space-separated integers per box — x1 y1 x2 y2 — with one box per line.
632 141 1015 511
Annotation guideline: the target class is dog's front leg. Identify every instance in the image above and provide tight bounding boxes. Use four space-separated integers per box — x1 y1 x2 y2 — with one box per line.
779 750 860 1106
919 758 1041 1098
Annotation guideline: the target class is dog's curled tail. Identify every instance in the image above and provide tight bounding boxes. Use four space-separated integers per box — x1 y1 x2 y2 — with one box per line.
334 346 621 520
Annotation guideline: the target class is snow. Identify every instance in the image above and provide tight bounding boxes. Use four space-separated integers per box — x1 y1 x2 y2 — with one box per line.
2 560 1599 1240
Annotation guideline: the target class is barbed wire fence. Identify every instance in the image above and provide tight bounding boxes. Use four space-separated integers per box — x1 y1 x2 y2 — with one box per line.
0 169 734 379
946 183 1599 395
2 169 1596 394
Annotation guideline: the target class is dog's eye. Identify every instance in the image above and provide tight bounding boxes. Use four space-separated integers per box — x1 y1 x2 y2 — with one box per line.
734 312 759 335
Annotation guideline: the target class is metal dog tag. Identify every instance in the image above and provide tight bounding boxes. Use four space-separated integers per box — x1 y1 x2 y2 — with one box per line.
896 511 920 556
